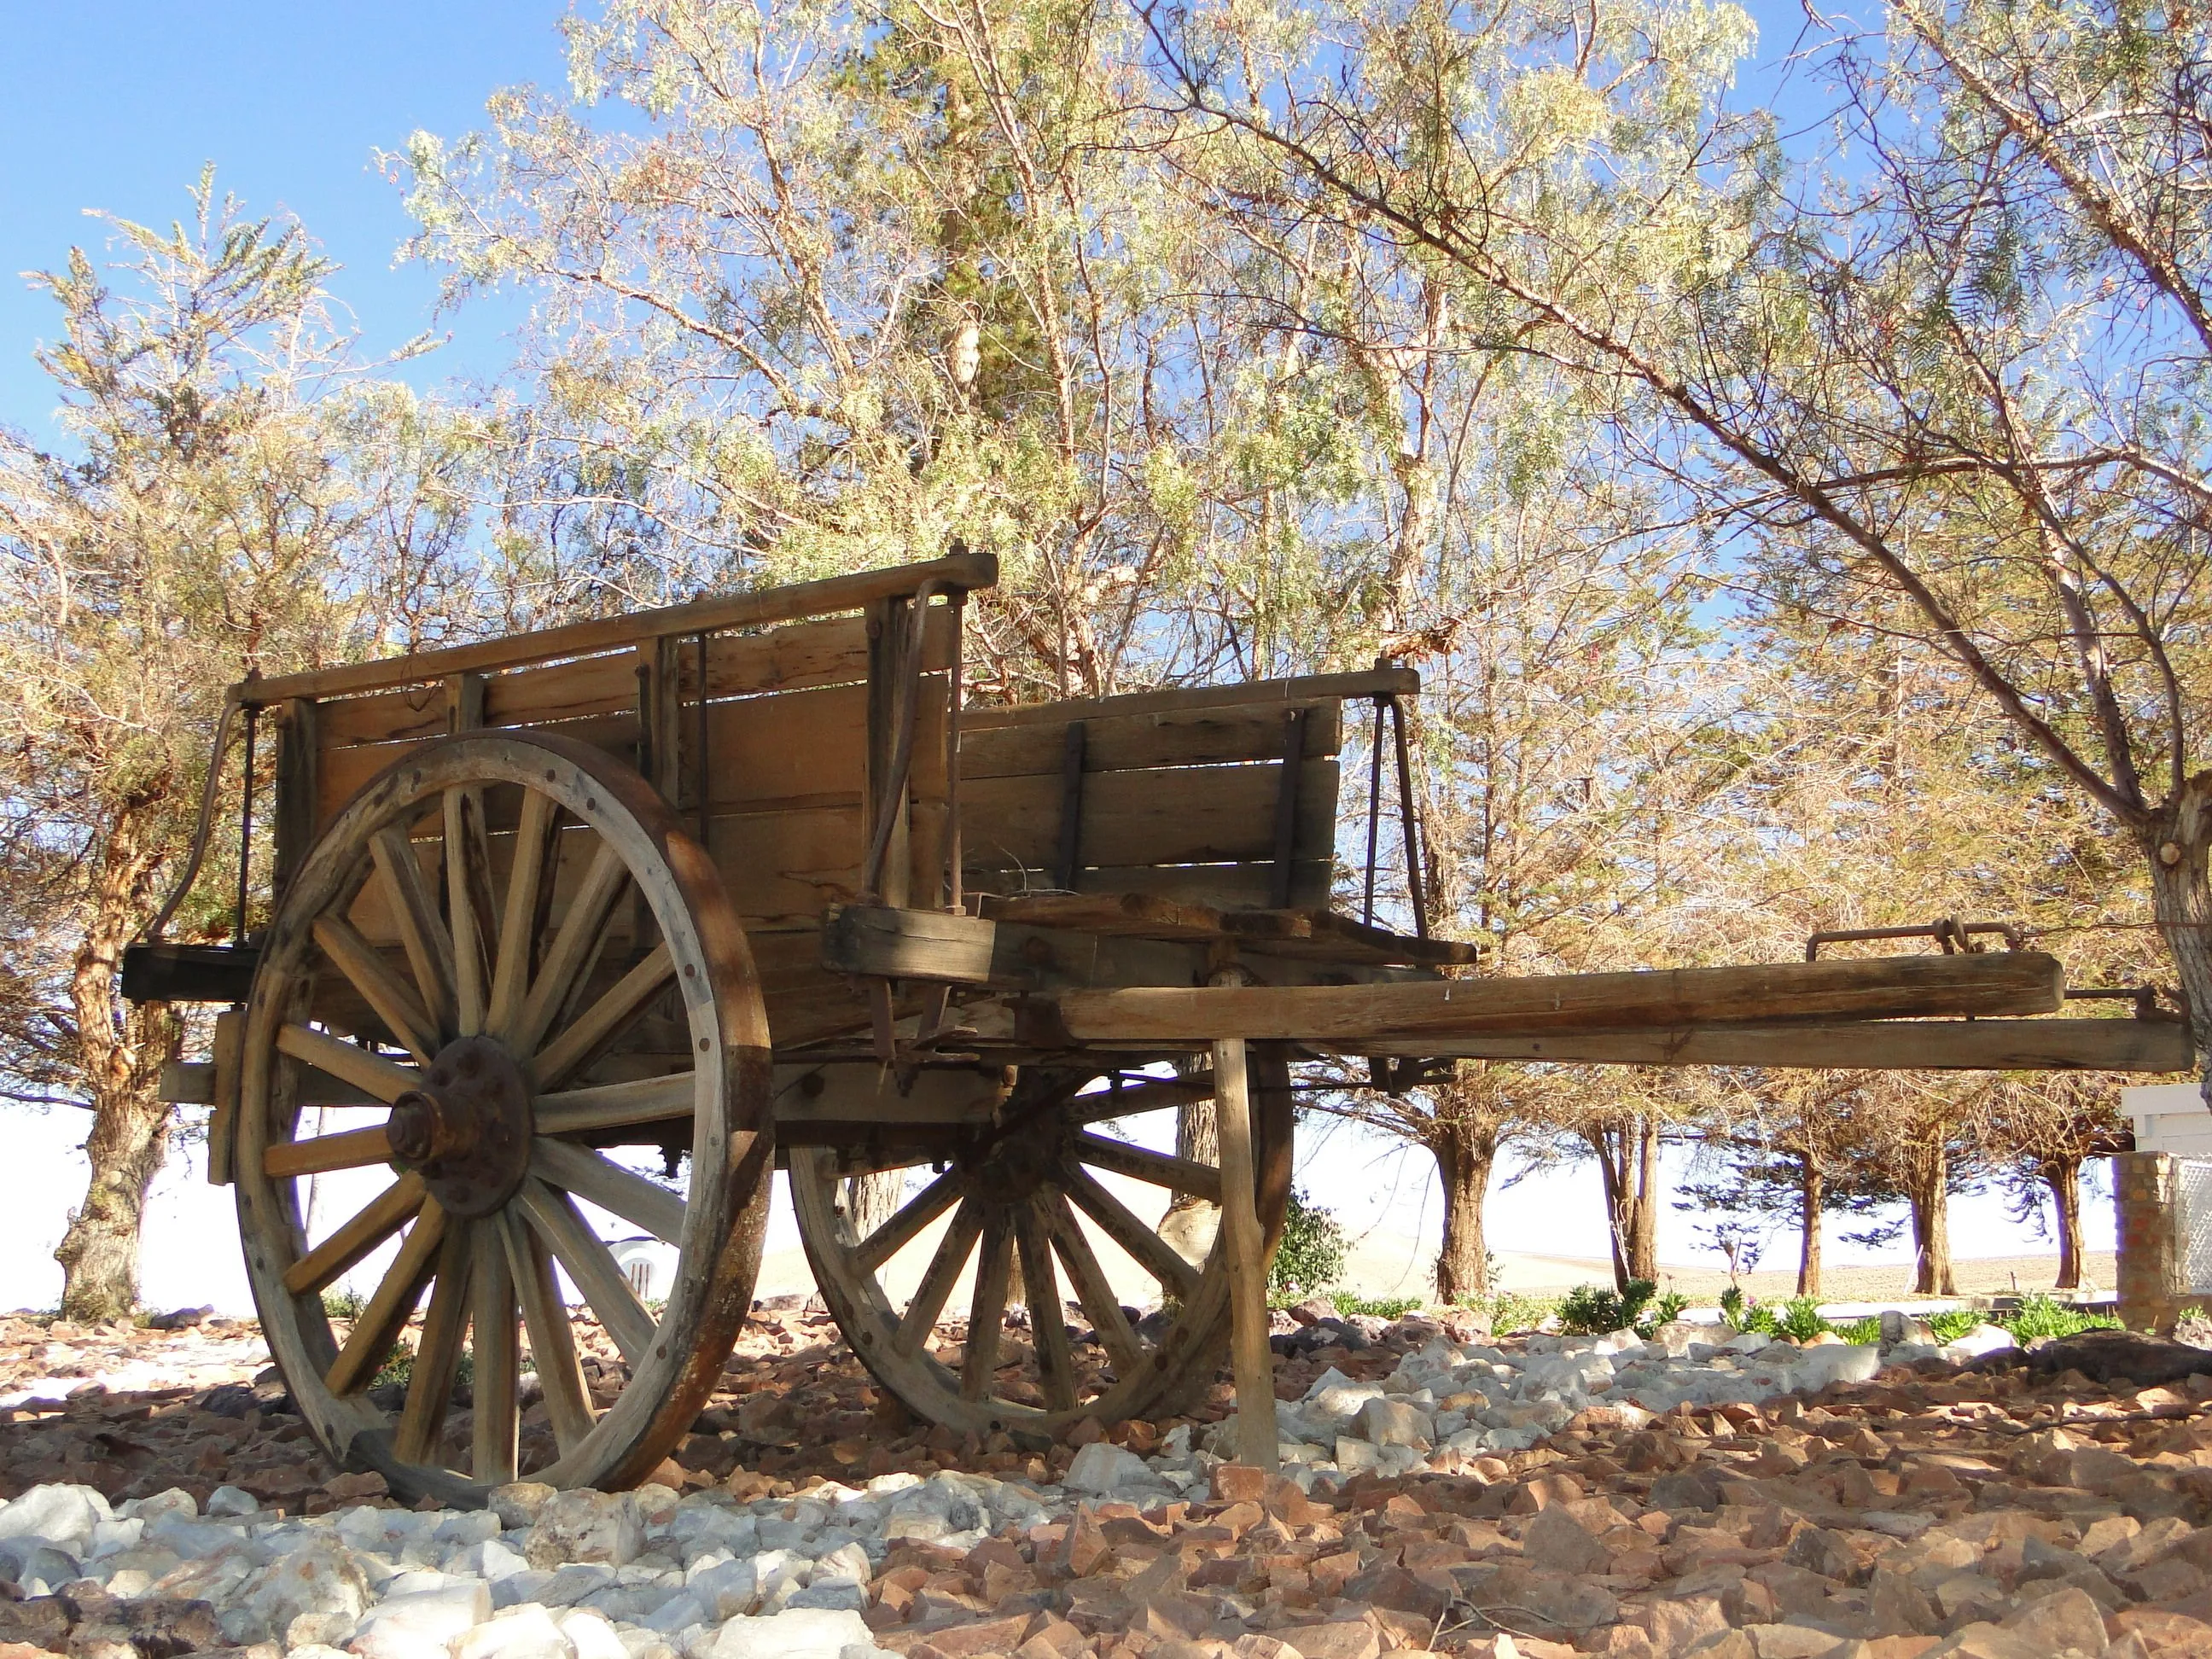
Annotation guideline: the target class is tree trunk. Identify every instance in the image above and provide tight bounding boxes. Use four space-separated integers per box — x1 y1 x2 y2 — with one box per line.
2043 1158 2084 1290
1587 1116 1661 1290
2145 799 2212 1103
846 1171 906 1238
1431 1118 1498 1303
55 795 179 1322
1906 1159 1956 1296
1797 1156 1825 1299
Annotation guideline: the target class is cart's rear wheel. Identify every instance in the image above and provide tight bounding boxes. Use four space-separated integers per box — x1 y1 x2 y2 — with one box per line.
234 731 772 1505
789 1051 1293 1440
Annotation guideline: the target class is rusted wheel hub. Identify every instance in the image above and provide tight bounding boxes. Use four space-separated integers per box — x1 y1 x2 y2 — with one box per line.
387 1034 534 1219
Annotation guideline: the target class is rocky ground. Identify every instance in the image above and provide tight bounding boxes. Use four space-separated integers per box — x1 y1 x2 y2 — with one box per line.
5 1303 2212 1659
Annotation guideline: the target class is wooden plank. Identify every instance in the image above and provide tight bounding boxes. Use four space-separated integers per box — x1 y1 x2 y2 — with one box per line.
964 859 1334 911
1037 952 2068 1044
959 667 1418 731
314 609 960 751
961 759 1338 874
821 904 1199 992
272 699 319 904
1212 1021 1278 1470
771 1062 1008 1126
241 549 995 707
961 701 1345 780
1359 1016 2193 1072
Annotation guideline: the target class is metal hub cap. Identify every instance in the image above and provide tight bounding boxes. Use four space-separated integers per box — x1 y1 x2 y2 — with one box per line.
387 1034 534 1219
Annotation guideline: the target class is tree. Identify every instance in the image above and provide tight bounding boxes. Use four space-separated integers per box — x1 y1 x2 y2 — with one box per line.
1679 1074 1878 1298
1989 1074 2128 1290
1139 0 2212 1098
0 174 479 1318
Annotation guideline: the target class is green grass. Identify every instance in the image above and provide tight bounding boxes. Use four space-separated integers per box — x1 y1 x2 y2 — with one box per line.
1464 1291 1561 1335
323 1288 367 1321
1332 1291 1423 1320
1720 1290 2120 1350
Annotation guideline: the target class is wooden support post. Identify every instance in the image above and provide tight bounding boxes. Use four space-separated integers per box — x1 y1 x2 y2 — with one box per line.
1211 968 1278 1471
271 697 318 910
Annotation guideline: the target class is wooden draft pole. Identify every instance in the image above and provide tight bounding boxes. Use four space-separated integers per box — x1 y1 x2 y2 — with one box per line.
1211 967 1278 1471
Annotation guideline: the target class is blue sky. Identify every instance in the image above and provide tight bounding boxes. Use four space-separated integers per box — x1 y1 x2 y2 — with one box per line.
0 0 567 440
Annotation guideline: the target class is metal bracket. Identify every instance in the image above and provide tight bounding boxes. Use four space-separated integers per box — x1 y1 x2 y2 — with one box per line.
1805 917 2024 961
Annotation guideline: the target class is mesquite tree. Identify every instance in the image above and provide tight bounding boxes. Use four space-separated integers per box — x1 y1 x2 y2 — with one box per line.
0 175 480 1318
1141 0 2212 1091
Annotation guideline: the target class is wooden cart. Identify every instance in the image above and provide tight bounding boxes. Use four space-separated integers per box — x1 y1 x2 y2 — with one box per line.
126 551 2191 1505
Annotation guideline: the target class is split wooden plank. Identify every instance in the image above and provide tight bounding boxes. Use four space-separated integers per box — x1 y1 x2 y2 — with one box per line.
1360 1016 2192 1072
1033 952 2066 1044
961 701 1347 780
958 667 1417 731
1211 987 1278 1471
242 549 994 707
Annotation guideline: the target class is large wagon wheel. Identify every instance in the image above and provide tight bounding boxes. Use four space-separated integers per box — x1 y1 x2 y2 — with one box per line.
789 1051 1293 1440
234 731 772 1505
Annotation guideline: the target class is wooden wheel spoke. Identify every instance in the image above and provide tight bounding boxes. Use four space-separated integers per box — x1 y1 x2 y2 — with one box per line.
894 1196 982 1359
854 1169 961 1272
499 1208 595 1454
470 1221 520 1483
533 1138 687 1245
1074 1078 1212 1125
284 1174 426 1295
328 1200 447 1396
1074 1132 1222 1202
265 1123 394 1179
445 789 495 1038
394 1225 474 1464
311 917 439 1062
533 943 674 1091
507 841 629 1058
370 826 458 1039
277 1024 421 1104
534 1073 695 1136
488 789 559 1038
960 1215 1014 1401
1062 1165 1200 1300
1039 1186 1143 1375
516 1179 655 1366
1016 1199 1077 1411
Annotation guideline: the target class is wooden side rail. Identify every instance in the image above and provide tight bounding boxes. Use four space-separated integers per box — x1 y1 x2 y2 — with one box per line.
232 549 997 708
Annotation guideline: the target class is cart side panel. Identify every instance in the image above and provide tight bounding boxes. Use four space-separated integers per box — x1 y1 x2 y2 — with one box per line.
958 695 1342 910
306 606 956 1049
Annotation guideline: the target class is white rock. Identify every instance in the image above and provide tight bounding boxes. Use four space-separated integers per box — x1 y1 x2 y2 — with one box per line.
1941 1324 2018 1359
1354 1396 1432 1449
0 1483 111 1547
1334 1437 1381 1476
348 1582 493 1659
709 1609 876 1659
527 1491 643 1570
1301 1365 1358 1400
453 1604 579 1659
206 1486 259 1517
232 1535 371 1641
556 1609 632 1659
1062 1441 1151 1495
1794 1343 1883 1389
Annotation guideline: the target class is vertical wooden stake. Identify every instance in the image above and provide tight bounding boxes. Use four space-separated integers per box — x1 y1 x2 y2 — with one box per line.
1211 972 1278 1471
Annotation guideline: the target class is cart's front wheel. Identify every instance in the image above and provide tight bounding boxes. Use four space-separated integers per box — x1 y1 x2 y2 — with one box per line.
234 731 772 1505
789 1051 1293 1441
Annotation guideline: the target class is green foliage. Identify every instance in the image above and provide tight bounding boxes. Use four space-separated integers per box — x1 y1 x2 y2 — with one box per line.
1776 1296 1831 1343
1924 1310 1982 1344
1331 1292 1422 1320
1836 1317 1883 1345
1460 1291 1560 1334
1559 1279 1684 1338
323 1288 367 1321
1718 1284 1749 1330
370 1347 474 1395
1270 1189 1348 1303
2001 1294 2119 1342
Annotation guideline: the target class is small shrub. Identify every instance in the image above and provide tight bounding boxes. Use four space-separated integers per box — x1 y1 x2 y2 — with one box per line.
1558 1279 1679 1337
1836 1316 1883 1345
1465 1290 1559 1334
1718 1284 1749 1330
1270 1189 1348 1304
1924 1309 1981 1343
323 1288 367 1321
371 1347 474 1395
1777 1296 1832 1343
2000 1293 2119 1342
1332 1292 1422 1320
